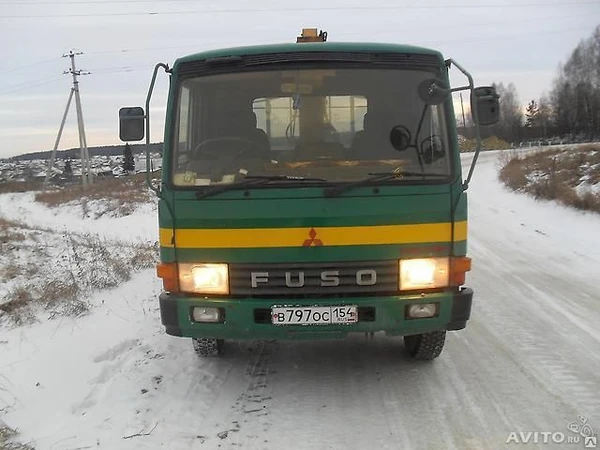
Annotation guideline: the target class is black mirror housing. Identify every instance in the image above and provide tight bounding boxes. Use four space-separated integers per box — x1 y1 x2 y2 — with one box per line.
471 87 500 126
418 78 450 105
389 125 411 151
119 107 145 141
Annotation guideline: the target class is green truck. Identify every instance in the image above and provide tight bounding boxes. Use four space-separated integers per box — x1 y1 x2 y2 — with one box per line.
119 28 499 360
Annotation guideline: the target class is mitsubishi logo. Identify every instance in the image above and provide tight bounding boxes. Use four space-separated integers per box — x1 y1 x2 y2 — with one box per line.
302 228 323 247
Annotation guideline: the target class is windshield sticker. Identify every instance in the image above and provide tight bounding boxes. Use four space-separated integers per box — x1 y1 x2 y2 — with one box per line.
174 171 197 186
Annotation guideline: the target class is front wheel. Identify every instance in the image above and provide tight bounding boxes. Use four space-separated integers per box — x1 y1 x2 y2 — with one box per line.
192 338 224 357
403 331 446 360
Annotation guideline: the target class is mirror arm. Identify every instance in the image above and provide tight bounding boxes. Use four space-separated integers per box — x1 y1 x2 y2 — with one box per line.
145 63 170 195
447 58 481 191
450 85 472 93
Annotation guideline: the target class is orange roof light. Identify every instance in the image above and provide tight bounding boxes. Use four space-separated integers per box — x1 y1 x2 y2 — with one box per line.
297 28 328 43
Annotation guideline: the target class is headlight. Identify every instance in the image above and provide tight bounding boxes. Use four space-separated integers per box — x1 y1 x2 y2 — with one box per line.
399 258 449 291
179 263 229 294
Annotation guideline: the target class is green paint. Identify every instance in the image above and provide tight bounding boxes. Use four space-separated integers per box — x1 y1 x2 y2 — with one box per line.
173 292 453 340
159 183 465 229
161 241 467 264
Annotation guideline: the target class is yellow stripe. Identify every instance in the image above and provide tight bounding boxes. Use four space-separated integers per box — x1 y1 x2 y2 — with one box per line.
159 221 467 249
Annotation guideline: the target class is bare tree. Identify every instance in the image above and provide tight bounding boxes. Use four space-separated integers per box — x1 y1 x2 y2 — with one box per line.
492 82 522 143
549 25 600 141
537 94 553 139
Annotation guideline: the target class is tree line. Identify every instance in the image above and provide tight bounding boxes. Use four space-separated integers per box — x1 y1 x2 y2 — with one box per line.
463 25 599 145
10 142 163 162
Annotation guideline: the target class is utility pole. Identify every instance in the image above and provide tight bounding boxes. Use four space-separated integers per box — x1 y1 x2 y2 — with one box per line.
44 50 92 189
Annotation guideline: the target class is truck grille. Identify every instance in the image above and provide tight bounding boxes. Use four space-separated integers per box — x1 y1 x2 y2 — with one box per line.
229 260 398 297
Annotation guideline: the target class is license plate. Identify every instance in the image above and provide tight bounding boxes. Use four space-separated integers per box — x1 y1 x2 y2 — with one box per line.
271 306 358 325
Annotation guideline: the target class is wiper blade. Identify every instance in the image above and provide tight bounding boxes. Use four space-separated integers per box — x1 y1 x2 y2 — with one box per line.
366 171 449 178
196 175 326 199
324 171 448 197
244 175 326 182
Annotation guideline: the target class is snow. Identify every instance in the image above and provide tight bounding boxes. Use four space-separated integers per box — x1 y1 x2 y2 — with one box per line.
0 191 158 314
517 146 600 201
0 191 157 241
576 180 600 196
1 151 599 449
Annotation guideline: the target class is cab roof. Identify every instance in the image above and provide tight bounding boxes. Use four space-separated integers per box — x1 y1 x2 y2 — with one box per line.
173 42 445 67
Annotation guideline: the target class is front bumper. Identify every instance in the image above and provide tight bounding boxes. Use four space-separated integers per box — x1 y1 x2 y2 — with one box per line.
159 288 472 340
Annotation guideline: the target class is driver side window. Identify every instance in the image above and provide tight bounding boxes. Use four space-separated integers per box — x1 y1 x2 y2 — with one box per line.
174 84 196 171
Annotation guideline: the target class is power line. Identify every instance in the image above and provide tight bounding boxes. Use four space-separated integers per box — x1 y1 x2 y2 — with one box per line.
1 2 598 19
79 10 594 57
422 24 593 47
0 18 594 94
87 66 135 73
0 77 64 94
2 22 588 94
1 57 62 74
1 9 593 77
86 40 277 56
88 66 148 74
2 25 586 95
0 62 168 93
0 74 65 93
0 67 150 94
2 0 203 2
3 0 597 5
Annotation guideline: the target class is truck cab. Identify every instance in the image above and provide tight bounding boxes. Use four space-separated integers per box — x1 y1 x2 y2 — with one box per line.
119 29 499 360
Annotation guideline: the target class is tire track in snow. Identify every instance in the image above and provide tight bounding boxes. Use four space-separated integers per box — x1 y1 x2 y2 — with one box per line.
473 262 600 419
196 340 276 449
256 337 440 450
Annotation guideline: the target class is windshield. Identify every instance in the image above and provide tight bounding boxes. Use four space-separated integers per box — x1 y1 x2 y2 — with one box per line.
171 66 452 187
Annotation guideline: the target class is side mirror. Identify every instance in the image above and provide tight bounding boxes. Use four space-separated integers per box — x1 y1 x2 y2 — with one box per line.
471 87 500 126
389 125 411 151
119 107 145 141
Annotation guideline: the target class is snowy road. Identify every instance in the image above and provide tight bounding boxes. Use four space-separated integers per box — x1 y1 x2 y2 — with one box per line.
1 150 599 449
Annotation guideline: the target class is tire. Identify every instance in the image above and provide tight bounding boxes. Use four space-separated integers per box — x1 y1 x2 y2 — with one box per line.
403 331 446 360
192 338 224 357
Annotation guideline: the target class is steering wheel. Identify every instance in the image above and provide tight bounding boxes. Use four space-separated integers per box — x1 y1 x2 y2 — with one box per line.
192 137 262 160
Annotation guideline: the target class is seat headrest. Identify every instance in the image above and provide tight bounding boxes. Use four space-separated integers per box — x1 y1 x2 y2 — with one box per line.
230 110 257 130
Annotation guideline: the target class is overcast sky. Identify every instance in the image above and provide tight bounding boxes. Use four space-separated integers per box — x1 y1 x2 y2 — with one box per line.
0 0 598 158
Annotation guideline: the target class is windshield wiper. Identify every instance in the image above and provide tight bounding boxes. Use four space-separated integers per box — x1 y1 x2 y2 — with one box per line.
244 175 326 182
195 175 326 199
324 171 449 197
